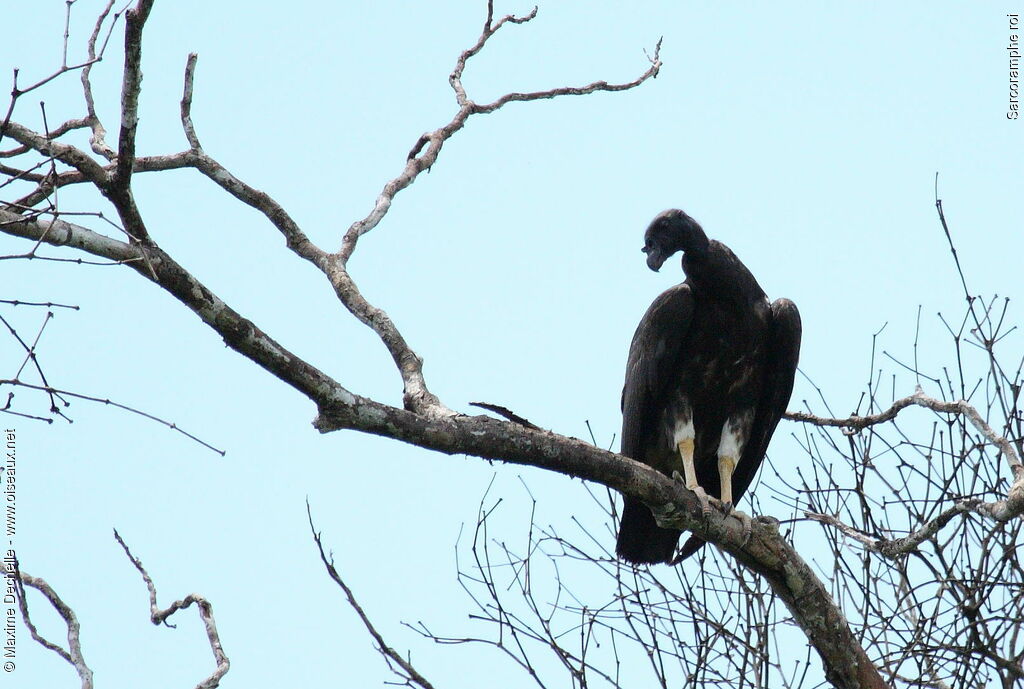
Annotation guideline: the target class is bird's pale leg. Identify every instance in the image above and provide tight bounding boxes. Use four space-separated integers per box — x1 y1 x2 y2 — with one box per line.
717 452 753 544
678 438 711 516
717 454 736 508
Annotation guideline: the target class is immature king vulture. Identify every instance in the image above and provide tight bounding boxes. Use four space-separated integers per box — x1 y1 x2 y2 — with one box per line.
616 209 801 565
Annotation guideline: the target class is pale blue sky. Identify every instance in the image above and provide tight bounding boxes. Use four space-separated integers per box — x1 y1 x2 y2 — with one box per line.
3 1 1022 687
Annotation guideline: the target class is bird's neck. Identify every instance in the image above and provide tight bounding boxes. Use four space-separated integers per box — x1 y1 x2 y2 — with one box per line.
683 241 766 303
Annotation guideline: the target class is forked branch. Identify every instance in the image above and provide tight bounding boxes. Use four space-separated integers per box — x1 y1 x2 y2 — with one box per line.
15 566 94 689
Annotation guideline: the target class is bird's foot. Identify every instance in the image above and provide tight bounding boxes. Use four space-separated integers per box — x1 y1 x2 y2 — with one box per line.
712 499 754 545
692 486 713 519
671 471 712 519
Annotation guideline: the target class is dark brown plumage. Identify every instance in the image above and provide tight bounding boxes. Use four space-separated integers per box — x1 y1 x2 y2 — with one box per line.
616 209 801 565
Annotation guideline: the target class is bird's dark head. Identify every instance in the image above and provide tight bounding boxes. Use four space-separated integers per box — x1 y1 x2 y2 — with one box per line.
641 209 709 272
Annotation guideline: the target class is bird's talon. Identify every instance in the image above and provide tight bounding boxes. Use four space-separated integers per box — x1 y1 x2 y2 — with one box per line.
690 486 712 518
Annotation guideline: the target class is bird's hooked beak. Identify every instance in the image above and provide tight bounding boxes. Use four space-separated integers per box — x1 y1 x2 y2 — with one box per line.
643 246 670 272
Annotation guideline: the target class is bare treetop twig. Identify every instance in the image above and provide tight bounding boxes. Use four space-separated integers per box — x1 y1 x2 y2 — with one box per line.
323 2 661 414
340 5 660 267
449 2 540 107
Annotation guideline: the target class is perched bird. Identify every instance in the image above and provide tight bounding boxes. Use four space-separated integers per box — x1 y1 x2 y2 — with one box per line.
615 209 801 565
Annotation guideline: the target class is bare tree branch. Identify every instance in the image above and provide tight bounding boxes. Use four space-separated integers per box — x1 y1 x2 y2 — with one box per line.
787 387 1024 522
805 504 979 559
307 502 437 689
0 120 110 183
470 401 541 429
0 309 70 418
114 529 230 689
324 2 661 414
0 299 79 309
0 0 122 152
179 52 202 150
449 3 539 108
787 261 1024 688
113 0 154 187
1 1 662 420
0 378 224 452
0 207 357 408
1 115 93 158
15 566 94 689
81 0 120 160
100 0 156 244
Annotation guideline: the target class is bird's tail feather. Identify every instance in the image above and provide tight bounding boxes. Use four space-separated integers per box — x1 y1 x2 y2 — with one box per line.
616 499 681 565
673 534 705 563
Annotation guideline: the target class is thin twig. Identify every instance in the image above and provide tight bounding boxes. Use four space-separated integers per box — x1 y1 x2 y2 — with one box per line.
306 501 437 689
0 378 225 454
81 0 119 159
113 530 230 689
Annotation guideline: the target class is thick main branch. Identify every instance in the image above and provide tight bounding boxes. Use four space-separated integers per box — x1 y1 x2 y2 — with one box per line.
312 401 887 689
